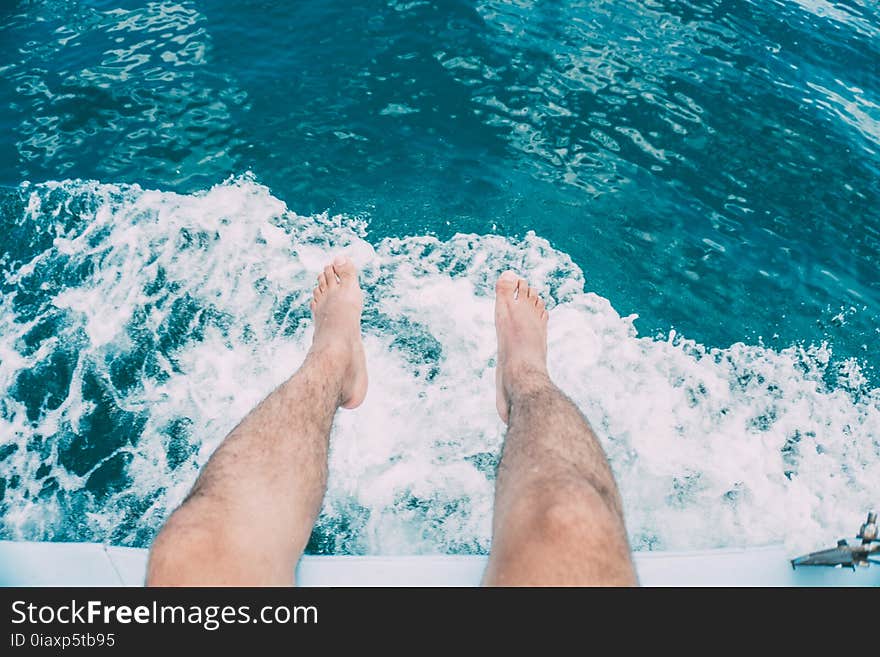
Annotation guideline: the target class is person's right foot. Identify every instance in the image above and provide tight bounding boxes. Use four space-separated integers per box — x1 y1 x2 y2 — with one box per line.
309 256 368 409
494 271 550 423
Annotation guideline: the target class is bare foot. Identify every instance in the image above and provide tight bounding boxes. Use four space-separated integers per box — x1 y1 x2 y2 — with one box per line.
494 270 550 423
309 256 368 409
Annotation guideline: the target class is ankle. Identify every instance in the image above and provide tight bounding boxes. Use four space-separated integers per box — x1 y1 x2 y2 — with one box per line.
503 362 553 398
303 345 349 383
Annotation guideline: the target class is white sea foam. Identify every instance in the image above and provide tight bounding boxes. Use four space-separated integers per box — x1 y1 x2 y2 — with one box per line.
0 176 877 554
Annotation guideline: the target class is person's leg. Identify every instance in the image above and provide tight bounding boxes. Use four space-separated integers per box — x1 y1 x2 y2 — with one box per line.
483 271 636 586
147 256 367 586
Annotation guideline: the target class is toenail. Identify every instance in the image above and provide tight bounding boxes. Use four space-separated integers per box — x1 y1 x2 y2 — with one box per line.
334 255 348 266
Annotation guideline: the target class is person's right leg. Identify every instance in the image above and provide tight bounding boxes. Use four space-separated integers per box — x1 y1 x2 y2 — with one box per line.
483 271 636 586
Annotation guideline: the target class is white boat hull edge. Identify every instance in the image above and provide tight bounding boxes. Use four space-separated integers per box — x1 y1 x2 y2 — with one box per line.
0 541 877 586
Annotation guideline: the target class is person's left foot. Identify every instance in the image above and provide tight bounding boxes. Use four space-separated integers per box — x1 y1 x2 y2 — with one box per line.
309 256 368 409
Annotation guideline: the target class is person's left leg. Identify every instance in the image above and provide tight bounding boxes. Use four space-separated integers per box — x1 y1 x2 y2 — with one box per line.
147 256 367 586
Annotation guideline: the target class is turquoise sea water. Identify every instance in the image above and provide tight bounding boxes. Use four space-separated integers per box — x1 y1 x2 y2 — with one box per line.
0 0 878 553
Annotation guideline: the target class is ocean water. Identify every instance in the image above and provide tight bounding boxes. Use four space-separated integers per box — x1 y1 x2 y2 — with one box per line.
0 0 877 555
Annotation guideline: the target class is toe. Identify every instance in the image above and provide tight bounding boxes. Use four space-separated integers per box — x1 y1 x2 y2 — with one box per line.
309 299 316 312
317 272 328 292
496 270 518 298
324 265 338 287
332 255 357 285
535 296 545 309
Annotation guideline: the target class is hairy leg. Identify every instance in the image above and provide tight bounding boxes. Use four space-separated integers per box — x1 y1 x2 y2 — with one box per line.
483 271 636 586
147 256 367 586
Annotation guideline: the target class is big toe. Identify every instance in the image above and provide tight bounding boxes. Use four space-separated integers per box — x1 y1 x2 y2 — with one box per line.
332 255 358 284
496 270 518 297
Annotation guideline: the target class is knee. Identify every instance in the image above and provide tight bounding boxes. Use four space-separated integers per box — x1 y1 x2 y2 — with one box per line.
490 484 636 586
514 483 626 549
146 518 224 586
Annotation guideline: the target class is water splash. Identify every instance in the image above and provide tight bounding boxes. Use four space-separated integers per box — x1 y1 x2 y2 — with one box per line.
0 176 877 554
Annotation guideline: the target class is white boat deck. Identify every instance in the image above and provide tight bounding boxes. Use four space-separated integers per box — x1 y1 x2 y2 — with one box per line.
0 541 877 586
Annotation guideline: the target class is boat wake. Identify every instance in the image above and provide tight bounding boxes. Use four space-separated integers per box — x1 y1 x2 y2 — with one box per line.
0 176 877 554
